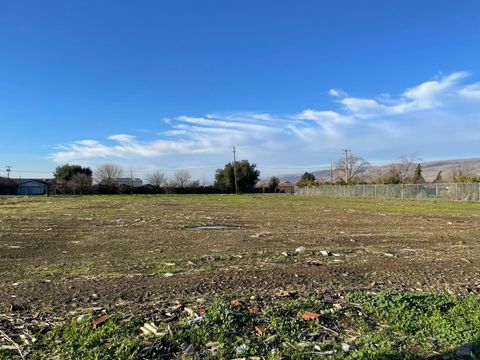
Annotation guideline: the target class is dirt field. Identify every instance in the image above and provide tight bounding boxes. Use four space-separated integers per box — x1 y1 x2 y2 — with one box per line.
1 194 480 358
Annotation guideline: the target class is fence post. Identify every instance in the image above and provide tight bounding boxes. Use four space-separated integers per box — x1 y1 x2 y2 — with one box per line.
401 184 404 200
374 184 377 198
435 183 438 198
455 183 458 201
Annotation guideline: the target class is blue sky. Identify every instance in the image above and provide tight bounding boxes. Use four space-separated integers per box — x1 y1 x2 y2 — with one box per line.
1 1 480 180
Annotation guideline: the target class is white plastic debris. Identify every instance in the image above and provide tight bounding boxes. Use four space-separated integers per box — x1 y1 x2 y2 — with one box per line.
295 246 307 253
140 322 164 336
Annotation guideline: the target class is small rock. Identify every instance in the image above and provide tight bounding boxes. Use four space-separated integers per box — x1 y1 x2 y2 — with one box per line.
320 250 331 257
342 343 351 352
295 246 307 253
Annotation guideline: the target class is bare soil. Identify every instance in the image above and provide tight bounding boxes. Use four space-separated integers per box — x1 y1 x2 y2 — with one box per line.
1 195 480 319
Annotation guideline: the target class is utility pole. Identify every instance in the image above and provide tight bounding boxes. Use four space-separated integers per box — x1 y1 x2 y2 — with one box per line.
343 150 350 184
130 168 134 195
232 146 239 194
5 166 12 179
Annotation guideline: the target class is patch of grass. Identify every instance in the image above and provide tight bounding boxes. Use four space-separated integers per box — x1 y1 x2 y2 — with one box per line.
346 292 480 358
30 314 143 360
11 292 480 359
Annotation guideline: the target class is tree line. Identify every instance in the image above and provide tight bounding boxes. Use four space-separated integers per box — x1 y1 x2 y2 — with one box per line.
2 161 262 195
1 153 479 195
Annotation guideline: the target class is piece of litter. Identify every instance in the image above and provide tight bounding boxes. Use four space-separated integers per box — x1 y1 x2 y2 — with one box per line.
181 342 195 355
255 325 265 337
184 307 196 317
188 316 205 324
140 323 163 336
236 344 248 354
295 246 307 253
206 341 220 349
92 314 109 329
230 299 241 307
301 311 321 320
76 314 88 321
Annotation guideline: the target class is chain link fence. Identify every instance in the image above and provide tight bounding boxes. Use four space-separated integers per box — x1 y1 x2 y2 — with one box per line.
296 183 480 201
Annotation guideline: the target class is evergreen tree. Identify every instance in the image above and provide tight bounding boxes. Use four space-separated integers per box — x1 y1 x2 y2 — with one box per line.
432 170 443 184
269 176 280 191
412 164 425 183
54 164 92 182
297 172 316 186
214 160 260 193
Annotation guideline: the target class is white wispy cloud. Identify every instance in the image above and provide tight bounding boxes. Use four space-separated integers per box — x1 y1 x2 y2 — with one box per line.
50 72 480 176
459 83 480 100
339 71 470 118
328 88 347 97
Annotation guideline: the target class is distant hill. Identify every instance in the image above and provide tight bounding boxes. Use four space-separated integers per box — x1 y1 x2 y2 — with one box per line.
274 158 480 183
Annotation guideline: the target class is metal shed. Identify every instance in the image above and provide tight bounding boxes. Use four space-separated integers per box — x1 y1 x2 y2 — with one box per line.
16 180 48 195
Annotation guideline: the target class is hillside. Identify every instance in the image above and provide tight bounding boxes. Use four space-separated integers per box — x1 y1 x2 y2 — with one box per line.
276 157 480 183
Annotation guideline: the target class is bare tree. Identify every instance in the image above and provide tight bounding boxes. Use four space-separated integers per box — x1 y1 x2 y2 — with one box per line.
335 153 370 183
387 154 422 183
94 163 123 186
172 169 192 188
146 171 166 188
69 173 92 194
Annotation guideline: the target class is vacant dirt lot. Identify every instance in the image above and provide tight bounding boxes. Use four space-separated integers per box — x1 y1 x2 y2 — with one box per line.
1 194 480 317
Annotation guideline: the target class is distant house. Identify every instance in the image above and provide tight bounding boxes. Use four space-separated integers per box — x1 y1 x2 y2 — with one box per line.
12 179 52 195
116 178 143 188
278 181 295 194
255 181 296 194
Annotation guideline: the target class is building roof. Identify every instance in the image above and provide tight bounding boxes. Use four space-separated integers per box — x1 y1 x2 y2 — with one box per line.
10 178 53 185
278 181 294 186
